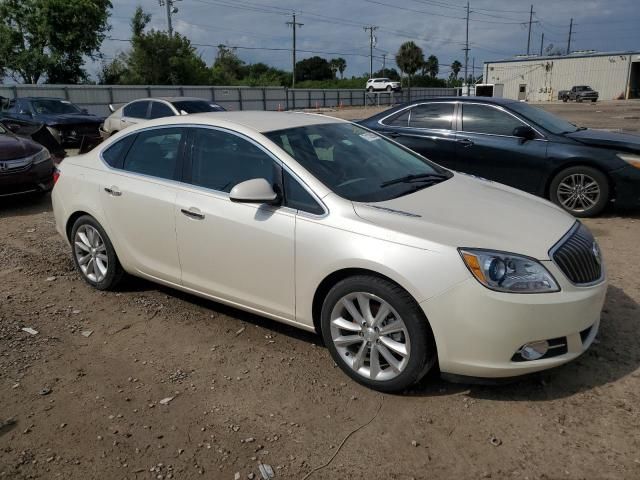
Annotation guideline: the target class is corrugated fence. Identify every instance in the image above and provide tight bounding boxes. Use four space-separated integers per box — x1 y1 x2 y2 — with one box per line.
0 85 457 116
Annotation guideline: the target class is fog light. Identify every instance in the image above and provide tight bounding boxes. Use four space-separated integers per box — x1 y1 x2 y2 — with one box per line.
520 340 549 361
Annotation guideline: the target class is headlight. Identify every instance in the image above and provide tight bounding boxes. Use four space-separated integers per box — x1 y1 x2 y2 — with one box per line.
30 147 51 164
459 249 560 293
617 153 640 169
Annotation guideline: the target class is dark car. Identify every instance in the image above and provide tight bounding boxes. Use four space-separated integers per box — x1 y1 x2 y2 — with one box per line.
1 97 103 148
358 97 640 217
558 86 599 103
0 121 54 197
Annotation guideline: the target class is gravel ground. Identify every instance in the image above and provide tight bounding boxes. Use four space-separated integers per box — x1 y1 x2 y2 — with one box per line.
1 102 640 480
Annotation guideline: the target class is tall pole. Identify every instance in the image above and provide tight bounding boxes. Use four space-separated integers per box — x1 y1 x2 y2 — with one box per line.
540 32 544 56
472 57 475 85
364 25 378 78
159 0 174 36
526 4 533 55
567 18 573 55
382 53 386 71
464 1 470 95
286 13 303 88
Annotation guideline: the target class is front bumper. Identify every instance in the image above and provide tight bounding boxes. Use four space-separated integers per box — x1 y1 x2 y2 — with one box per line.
611 164 640 208
420 264 607 378
0 160 54 196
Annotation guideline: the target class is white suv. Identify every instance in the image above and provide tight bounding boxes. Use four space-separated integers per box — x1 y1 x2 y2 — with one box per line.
366 78 401 92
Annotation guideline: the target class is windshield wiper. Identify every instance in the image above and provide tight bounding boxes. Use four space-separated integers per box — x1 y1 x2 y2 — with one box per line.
381 172 449 188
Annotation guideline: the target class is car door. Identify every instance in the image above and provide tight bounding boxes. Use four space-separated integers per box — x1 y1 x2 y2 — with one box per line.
120 101 151 130
174 127 295 320
454 102 547 193
376 102 458 169
99 126 186 283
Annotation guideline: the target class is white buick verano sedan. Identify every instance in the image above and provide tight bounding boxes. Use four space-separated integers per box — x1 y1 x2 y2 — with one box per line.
52 111 607 392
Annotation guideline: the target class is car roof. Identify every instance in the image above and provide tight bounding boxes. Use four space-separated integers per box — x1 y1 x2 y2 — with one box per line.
403 96 518 105
127 111 347 134
128 97 214 103
17 97 75 101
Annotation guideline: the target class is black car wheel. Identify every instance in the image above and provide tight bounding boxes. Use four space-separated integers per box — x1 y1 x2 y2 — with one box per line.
562 97 568 102
550 166 609 217
71 215 125 290
386 85 392 92
321 275 436 392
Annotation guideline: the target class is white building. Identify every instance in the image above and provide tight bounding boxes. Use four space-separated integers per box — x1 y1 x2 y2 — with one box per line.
483 51 640 102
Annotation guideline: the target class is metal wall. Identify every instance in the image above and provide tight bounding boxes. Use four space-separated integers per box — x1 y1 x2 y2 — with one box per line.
0 85 457 116
484 53 640 101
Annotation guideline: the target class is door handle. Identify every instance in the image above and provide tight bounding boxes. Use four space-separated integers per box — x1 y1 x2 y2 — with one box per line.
104 186 122 196
181 208 205 220
457 138 474 148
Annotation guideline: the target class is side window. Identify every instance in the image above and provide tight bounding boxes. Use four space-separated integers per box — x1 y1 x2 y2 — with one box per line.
122 128 185 180
383 109 410 127
283 171 324 215
102 135 135 168
461 104 524 136
408 103 454 130
189 128 276 193
123 101 150 119
149 101 175 119
17 99 31 114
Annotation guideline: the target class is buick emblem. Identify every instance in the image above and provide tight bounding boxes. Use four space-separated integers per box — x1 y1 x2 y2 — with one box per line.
592 241 602 265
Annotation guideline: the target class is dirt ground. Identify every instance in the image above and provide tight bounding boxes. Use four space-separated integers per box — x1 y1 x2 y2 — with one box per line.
1 102 640 480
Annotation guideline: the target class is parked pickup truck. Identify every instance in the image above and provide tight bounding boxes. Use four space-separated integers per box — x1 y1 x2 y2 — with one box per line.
558 86 599 102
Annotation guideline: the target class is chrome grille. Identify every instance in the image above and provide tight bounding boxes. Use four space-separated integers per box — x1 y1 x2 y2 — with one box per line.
551 223 603 285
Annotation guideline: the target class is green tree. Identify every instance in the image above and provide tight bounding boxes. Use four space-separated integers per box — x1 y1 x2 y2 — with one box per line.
295 56 333 82
450 60 462 80
373 67 400 81
424 55 439 78
395 41 424 93
333 57 347 79
0 0 112 83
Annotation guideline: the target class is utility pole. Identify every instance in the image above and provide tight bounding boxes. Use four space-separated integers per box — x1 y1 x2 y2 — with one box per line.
567 18 573 55
463 1 470 95
286 13 303 88
540 32 544 56
382 53 386 71
364 25 378 78
526 4 534 55
471 57 475 85
159 0 179 37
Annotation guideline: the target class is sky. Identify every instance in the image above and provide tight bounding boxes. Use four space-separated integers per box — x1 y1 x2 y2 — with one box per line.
97 0 640 80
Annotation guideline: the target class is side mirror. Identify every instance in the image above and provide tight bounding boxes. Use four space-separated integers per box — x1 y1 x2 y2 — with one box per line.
229 178 279 204
513 125 536 142
81 108 89 114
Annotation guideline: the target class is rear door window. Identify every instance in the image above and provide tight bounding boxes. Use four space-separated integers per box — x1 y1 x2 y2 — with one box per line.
122 128 185 180
123 101 150 119
461 104 524 136
149 101 175 119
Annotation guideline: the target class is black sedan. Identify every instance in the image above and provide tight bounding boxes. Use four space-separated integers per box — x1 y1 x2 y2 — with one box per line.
1 97 103 148
359 97 640 217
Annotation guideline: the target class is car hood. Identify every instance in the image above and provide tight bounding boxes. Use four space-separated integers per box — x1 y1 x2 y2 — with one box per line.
35 113 104 126
0 134 42 160
565 129 640 153
352 173 575 260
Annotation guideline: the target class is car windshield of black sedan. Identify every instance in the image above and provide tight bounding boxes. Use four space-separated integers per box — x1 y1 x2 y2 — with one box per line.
265 123 451 202
31 99 82 115
508 102 578 134
172 100 225 113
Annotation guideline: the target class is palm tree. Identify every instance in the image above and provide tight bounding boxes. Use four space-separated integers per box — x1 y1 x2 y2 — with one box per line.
395 41 424 94
425 55 439 79
335 57 347 79
329 59 340 79
450 60 462 80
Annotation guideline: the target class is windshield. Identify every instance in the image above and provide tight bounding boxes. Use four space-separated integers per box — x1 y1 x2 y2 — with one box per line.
508 102 578 134
265 123 451 202
31 99 82 115
171 100 226 113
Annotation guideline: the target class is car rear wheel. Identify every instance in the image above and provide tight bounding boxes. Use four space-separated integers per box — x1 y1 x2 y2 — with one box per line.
562 97 568 102
550 166 609 217
386 85 392 92
367 87 374 92
321 275 436 392
71 215 124 290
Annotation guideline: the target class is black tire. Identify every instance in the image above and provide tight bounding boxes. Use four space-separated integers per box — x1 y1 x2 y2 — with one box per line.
562 97 568 102
386 85 392 92
591 98 597 103
320 275 436 393
367 87 374 92
577 97 583 103
549 166 610 218
70 215 125 290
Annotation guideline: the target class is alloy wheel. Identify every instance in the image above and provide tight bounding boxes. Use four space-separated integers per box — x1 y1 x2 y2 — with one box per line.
74 224 109 283
329 292 410 381
556 173 601 213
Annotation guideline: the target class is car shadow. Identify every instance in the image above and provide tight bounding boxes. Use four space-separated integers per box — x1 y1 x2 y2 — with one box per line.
118 276 639 401
405 284 640 401
0 193 52 218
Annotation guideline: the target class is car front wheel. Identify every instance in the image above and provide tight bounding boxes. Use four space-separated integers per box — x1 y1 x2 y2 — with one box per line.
71 215 124 290
549 166 609 217
321 275 436 392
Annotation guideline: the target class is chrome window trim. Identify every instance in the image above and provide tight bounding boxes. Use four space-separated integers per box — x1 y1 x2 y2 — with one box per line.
377 101 457 132
458 102 548 141
98 123 329 219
